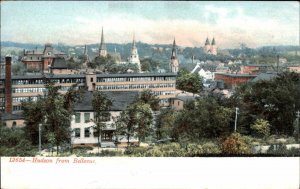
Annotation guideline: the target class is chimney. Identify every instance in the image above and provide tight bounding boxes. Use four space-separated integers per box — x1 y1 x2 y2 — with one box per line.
5 56 12 113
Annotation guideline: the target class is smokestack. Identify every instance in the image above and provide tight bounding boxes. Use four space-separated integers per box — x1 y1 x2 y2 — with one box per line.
5 56 12 113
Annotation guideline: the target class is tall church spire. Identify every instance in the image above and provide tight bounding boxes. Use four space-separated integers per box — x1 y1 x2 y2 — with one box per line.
132 32 136 49
210 37 217 55
99 27 107 57
82 44 90 68
171 38 177 59
211 37 216 45
205 37 210 45
84 44 88 55
170 38 179 73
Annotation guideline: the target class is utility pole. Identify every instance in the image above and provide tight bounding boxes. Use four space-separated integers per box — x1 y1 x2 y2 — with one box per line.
296 110 300 143
234 107 239 132
38 123 42 153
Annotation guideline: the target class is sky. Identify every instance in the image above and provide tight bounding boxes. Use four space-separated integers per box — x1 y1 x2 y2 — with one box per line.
1 1 299 48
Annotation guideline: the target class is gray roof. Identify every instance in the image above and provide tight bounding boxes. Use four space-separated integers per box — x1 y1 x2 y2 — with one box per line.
251 73 277 83
1 72 177 81
243 64 273 67
215 73 257 78
96 72 177 78
51 57 67 69
74 91 139 111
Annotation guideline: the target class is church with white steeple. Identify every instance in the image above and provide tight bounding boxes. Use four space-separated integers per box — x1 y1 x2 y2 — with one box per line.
128 34 141 72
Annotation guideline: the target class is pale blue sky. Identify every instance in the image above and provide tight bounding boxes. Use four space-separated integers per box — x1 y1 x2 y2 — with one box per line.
1 1 299 48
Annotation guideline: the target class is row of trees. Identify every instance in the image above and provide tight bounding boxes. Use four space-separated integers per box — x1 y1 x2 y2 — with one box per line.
155 71 300 146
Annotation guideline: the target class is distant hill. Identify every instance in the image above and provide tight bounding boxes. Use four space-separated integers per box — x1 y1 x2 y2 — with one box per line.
2 41 299 63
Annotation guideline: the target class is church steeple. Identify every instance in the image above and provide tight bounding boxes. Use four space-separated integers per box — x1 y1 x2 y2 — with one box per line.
82 44 90 68
170 38 179 73
205 37 210 45
171 38 177 59
211 37 216 45
132 33 136 49
128 33 141 72
84 44 88 55
99 27 107 57
210 37 217 55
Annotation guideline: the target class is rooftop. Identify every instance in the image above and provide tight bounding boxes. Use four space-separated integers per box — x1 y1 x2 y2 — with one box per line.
73 91 139 111
215 72 257 77
251 72 278 83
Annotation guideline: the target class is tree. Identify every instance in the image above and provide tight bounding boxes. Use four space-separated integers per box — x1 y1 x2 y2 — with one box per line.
92 91 112 152
22 79 82 155
116 102 153 147
140 58 159 72
230 72 300 135
0 125 37 156
156 108 176 140
139 89 160 111
43 81 70 155
250 119 271 138
176 68 203 94
172 97 232 142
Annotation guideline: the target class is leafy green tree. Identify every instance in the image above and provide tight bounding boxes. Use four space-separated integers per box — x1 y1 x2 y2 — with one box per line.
172 97 232 142
230 72 300 136
116 102 153 147
250 119 271 138
140 58 159 72
176 68 203 94
22 99 45 145
156 108 176 140
22 79 82 155
92 91 112 152
43 81 70 154
0 126 37 156
139 89 160 111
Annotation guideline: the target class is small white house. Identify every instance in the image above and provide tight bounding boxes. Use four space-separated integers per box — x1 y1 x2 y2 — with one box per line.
71 91 138 147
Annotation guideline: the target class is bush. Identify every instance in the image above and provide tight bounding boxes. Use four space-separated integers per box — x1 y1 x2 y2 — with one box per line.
185 143 203 156
222 133 251 155
201 142 222 154
250 119 270 138
99 150 123 157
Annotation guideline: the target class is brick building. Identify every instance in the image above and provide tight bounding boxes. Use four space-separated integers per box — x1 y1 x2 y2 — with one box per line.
21 44 67 72
214 73 257 89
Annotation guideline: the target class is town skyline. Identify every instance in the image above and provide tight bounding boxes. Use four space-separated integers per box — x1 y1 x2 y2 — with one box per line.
1 1 299 49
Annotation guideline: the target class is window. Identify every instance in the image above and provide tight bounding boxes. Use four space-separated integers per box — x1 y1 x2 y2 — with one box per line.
74 128 80 138
84 113 90 123
84 128 90 138
47 52 51 56
75 113 81 123
90 78 93 82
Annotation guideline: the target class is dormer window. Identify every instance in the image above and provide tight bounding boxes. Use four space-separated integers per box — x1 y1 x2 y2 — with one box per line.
47 52 51 56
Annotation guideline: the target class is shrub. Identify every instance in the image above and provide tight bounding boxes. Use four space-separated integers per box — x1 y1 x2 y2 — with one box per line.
250 119 270 138
185 143 203 156
222 133 251 155
201 142 222 154
99 150 123 157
